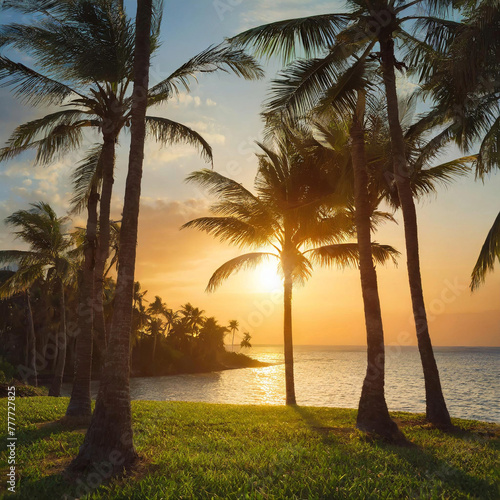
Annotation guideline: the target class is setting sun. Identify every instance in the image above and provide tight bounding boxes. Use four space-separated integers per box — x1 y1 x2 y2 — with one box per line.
255 261 282 292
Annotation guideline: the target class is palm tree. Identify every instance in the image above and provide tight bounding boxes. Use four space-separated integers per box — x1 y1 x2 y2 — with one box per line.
147 296 168 365
409 2 499 291
228 320 239 351
70 0 154 470
0 202 71 394
229 0 470 427
240 332 252 349
183 132 398 405
0 0 263 418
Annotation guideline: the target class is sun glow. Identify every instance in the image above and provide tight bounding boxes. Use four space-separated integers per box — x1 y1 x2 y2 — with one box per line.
255 261 283 293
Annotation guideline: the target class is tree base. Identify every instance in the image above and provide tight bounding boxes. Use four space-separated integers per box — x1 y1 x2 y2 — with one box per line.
48 375 62 397
68 395 137 475
357 388 401 442
66 399 92 418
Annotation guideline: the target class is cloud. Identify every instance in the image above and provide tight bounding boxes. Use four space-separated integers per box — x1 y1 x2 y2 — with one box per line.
206 98 217 107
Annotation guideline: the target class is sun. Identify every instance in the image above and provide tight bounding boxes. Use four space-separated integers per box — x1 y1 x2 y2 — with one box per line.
255 261 283 292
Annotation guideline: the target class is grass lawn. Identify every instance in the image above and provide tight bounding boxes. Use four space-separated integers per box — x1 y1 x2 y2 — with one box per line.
0 398 498 499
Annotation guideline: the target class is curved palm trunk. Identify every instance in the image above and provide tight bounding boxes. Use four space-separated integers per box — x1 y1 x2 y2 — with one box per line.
351 94 398 439
48 279 67 397
66 186 99 417
70 0 151 471
94 132 118 351
379 36 451 428
25 290 37 386
283 270 296 405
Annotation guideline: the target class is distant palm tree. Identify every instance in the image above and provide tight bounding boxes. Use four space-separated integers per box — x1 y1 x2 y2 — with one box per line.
0 202 71 394
228 320 239 351
180 303 206 336
240 332 252 349
147 296 168 364
183 133 398 405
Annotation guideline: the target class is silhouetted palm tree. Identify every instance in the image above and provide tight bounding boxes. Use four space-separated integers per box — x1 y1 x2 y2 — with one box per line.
183 132 398 405
228 320 239 351
230 0 460 428
0 202 71 393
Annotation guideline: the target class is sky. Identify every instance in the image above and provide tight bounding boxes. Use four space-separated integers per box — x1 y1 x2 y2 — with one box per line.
0 0 498 347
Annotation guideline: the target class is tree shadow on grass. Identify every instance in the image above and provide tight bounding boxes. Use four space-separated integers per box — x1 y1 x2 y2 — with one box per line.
290 405 358 445
0 417 89 451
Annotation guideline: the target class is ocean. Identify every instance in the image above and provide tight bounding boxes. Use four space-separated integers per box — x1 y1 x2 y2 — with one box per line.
64 345 499 423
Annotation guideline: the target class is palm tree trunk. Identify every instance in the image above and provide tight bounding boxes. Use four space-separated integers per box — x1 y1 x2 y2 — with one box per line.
379 36 451 428
70 0 152 471
66 186 99 417
283 271 296 405
25 290 37 386
94 133 118 350
351 93 398 439
49 279 67 397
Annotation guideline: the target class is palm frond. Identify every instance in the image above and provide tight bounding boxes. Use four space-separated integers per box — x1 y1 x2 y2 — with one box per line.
307 242 399 268
266 42 366 119
0 264 45 299
146 116 213 164
181 217 271 249
0 56 80 105
186 169 263 206
148 43 264 104
0 109 91 164
411 155 474 198
230 14 350 63
471 211 500 291
69 143 104 215
475 116 500 179
206 252 277 292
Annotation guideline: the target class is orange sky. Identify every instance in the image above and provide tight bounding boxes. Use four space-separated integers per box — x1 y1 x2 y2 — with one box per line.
0 0 498 347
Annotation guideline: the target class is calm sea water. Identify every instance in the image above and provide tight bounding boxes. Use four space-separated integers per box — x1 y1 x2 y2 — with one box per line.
62 345 500 423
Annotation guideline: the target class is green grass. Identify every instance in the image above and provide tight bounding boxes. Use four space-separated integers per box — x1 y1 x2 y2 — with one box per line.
0 398 498 499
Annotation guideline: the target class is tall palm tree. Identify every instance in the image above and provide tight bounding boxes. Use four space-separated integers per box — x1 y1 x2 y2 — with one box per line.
0 202 71 394
229 0 470 427
0 0 263 418
70 0 154 470
183 133 398 405
228 319 239 351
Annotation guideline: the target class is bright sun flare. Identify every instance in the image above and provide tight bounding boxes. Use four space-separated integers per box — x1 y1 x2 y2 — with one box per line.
255 261 283 292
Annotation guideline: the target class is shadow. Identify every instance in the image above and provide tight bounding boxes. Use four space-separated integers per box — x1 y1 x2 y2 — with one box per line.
290 405 356 444
0 417 89 450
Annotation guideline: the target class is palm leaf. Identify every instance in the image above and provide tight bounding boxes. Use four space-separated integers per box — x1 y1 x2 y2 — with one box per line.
146 116 213 164
471 211 500 291
181 217 271 249
475 116 500 179
148 43 264 105
0 56 81 105
266 42 365 119
307 242 400 268
230 14 350 63
69 143 104 215
207 252 277 292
